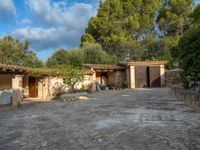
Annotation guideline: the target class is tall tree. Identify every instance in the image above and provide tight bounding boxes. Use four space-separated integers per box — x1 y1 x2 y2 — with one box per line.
156 0 194 36
191 4 200 24
178 4 200 88
178 24 200 88
46 49 71 67
0 36 43 67
47 43 119 67
82 0 161 57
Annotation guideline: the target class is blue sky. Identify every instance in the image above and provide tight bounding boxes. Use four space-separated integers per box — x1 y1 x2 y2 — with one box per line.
0 0 100 60
0 0 200 61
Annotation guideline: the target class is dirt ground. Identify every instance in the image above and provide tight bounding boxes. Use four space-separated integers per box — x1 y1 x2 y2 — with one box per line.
0 88 200 150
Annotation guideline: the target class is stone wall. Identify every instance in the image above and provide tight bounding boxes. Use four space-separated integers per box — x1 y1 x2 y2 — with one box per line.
37 76 69 100
171 87 200 108
165 69 182 87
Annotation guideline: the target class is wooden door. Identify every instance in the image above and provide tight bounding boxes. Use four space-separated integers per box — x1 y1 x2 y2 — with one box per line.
29 77 37 97
149 66 161 87
135 66 148 88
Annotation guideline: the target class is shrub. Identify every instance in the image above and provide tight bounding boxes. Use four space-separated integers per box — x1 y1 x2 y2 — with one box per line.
178 24 200 88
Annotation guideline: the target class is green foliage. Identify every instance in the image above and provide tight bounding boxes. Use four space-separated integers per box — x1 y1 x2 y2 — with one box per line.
178 24 200 88
58 65 84 91
30 68 60 77
81 33 95 44
156 0 194 36
30 65 84 91
22 51 44 68
47 43 120 67
82 0 194 66
0 35 43 68
46 49 71 67
191 4 200 24
82 0 161 57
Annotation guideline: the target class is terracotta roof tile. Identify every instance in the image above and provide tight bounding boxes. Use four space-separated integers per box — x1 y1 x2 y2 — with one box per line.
127 61 168 66
82 64 125 70
0 63 30 73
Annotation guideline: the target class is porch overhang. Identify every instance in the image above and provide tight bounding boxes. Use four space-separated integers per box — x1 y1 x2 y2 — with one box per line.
82 64 126 72
127 61 168 66
0 63 30 74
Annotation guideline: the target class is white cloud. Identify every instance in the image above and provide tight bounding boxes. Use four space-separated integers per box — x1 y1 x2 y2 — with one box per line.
12 0 98 51
12 27 83 50
0 0 16 21
26 0 97 28
21 19 32 25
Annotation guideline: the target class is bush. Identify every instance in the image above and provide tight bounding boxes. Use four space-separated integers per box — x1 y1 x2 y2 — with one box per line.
178 24 200 88
47 43 120 67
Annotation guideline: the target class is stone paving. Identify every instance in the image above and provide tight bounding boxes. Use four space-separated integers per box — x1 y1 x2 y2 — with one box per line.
0 88 200 150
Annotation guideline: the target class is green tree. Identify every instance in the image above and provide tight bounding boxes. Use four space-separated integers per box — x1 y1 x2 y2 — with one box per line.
58 65 84 91
82 0 161 57
156 0 194 36
0 36 29 64
191 4 200 24
178 24 200 88
47 43 120 67
46 49 70 67
152 0 194 66
0 35 43 67
22 51 44 68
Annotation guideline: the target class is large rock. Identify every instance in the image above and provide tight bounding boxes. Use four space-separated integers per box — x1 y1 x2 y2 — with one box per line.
0 90 12 105
12 89 22 108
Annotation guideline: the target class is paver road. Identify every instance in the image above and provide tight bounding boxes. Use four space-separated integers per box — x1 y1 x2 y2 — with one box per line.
0 88 200 150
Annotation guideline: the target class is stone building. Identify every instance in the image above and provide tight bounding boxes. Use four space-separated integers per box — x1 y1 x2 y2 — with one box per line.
0 61 168 104
126 61 167 88
82 64 126 89
0 64 66 105
0 64 30 105
83 61 168 89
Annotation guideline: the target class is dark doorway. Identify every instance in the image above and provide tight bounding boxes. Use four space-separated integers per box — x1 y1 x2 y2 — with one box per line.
96 72 108 85
29 77 37 98
135 66 161 88
149 66 161 87
146 67 150 87
135 66 148 88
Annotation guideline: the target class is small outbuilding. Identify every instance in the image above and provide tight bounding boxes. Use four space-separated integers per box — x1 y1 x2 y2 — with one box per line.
83 61 167 89
0 64 67 105
126 61 167 88
0 64 30 105
82 64 126 89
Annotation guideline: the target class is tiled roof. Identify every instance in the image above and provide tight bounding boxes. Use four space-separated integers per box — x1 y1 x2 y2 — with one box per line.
0 63 30 73
127 61 168 66
82 64 125 70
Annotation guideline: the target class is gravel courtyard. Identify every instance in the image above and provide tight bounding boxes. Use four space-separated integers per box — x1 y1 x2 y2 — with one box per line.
0 88 200 150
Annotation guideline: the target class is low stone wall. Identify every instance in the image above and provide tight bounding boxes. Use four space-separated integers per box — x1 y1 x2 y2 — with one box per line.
171 87 200 108
165 69 182 87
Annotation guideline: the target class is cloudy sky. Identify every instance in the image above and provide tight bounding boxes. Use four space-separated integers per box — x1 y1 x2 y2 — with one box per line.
0 0 100 60
0 0 200 61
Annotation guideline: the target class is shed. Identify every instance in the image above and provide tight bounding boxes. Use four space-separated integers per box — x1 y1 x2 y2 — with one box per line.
0 63 30 105
82 64 126 88
126 61 168 88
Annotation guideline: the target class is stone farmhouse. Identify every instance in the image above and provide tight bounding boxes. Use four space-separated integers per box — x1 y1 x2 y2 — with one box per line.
0 64 65 105
0 61 168 105
83 61 167 89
